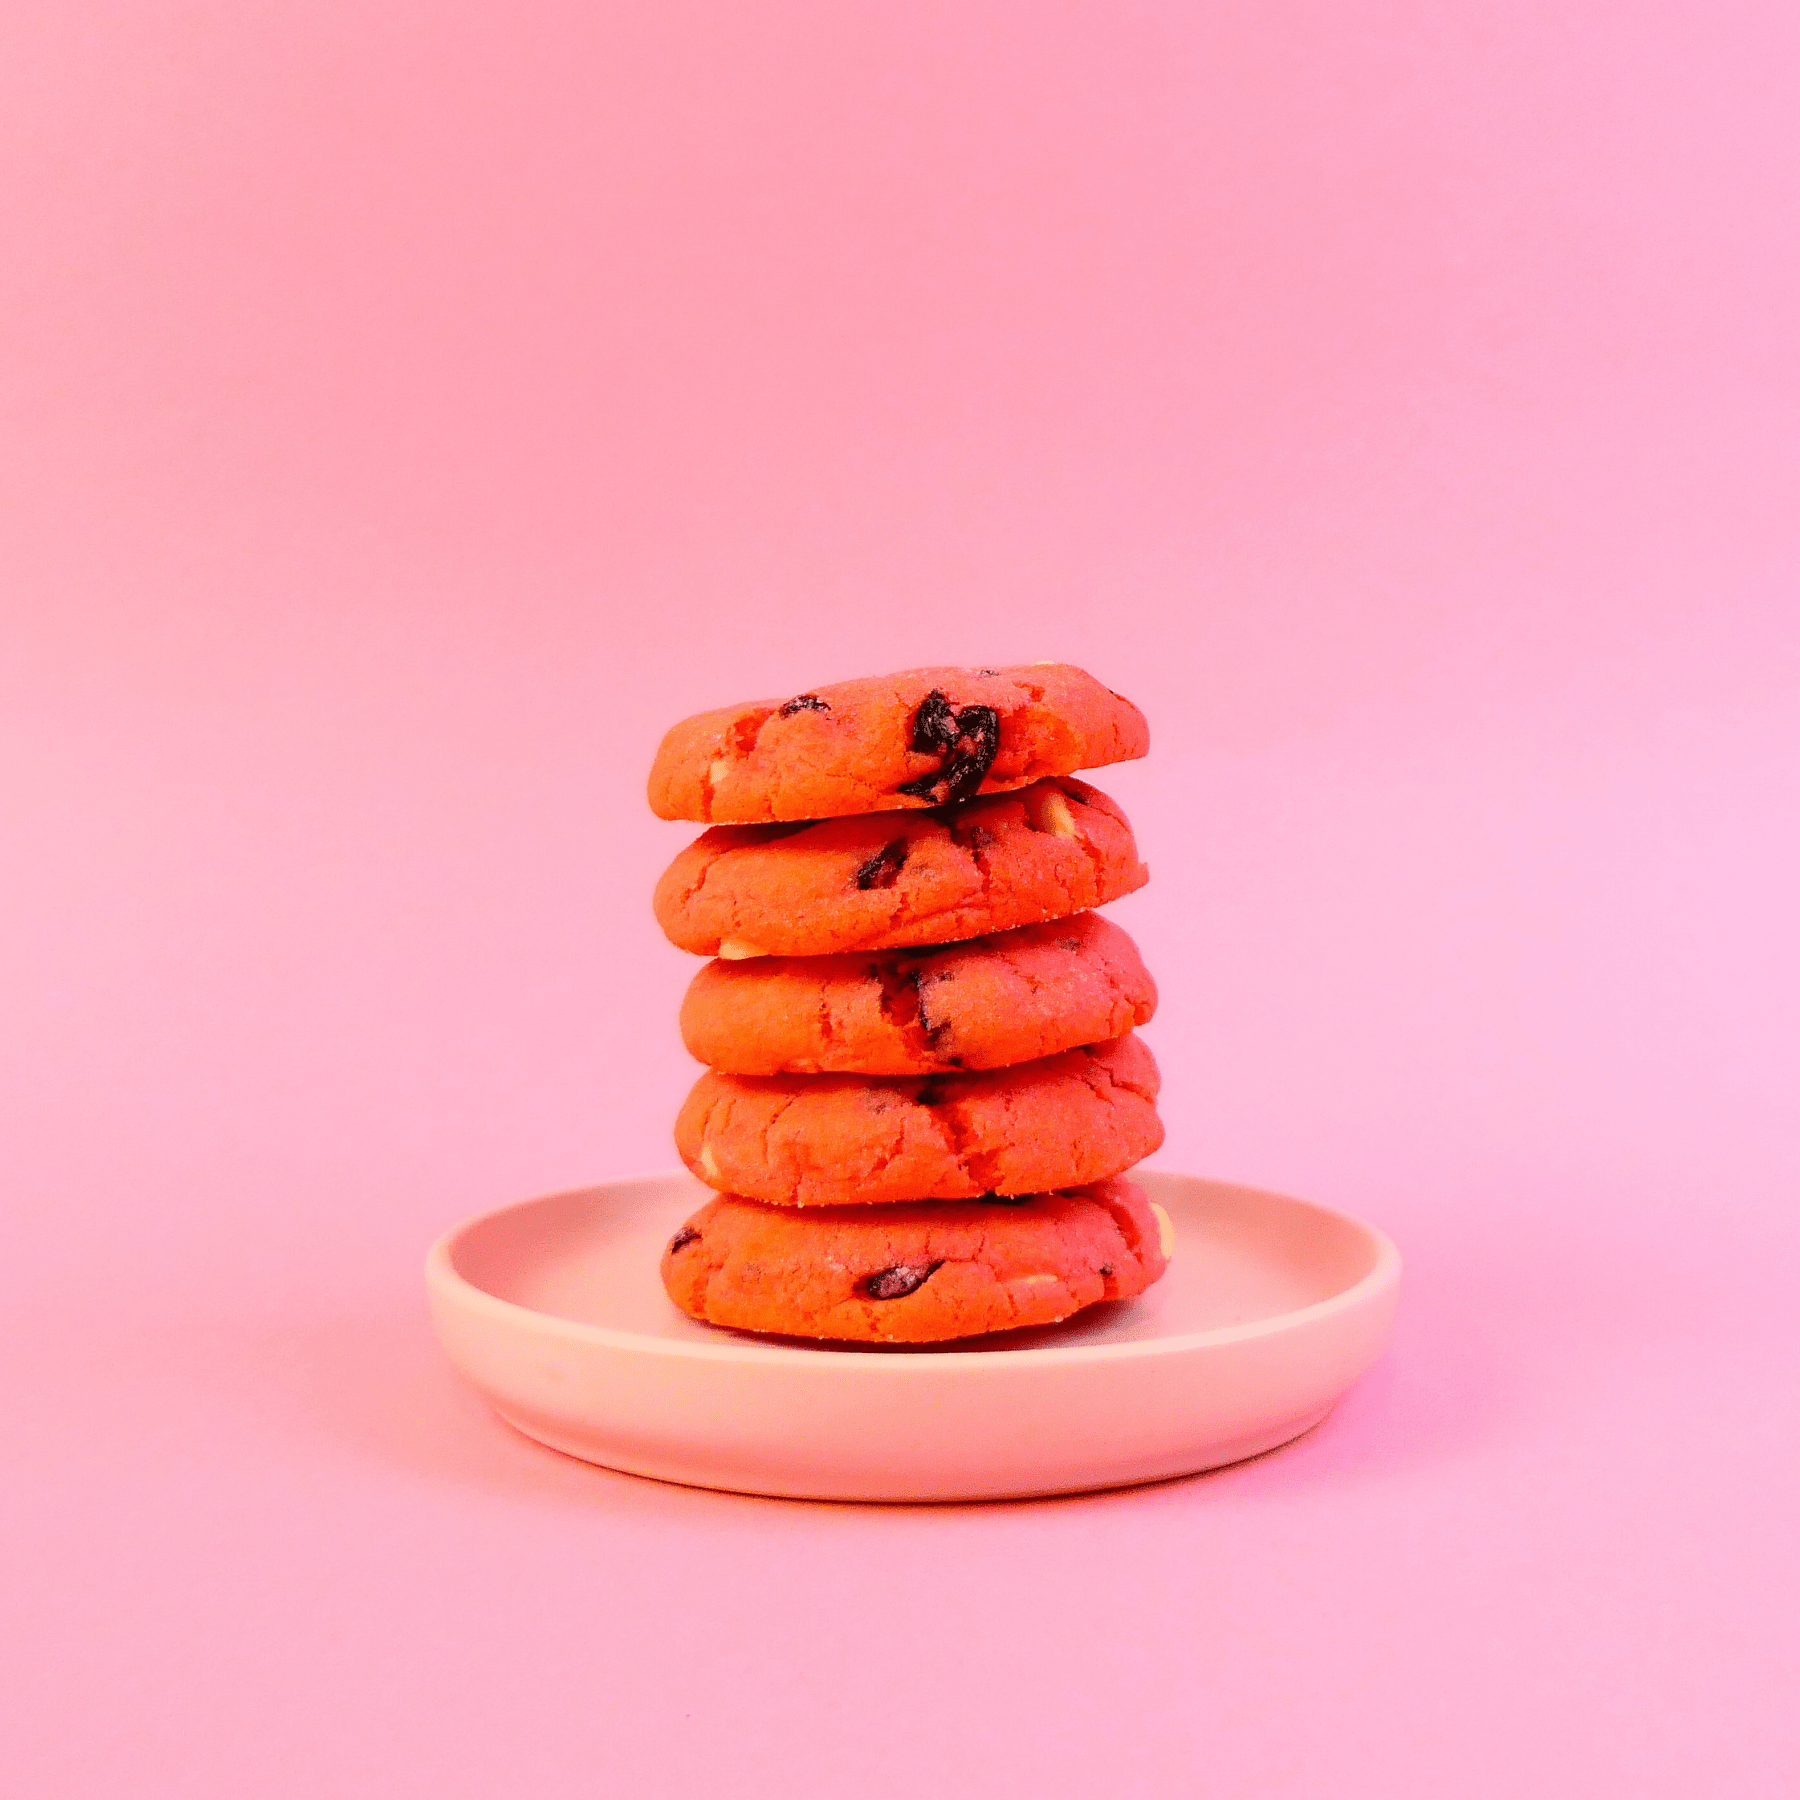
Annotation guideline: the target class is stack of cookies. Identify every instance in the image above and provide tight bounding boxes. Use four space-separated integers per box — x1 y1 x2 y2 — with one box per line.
648 664 1174 1344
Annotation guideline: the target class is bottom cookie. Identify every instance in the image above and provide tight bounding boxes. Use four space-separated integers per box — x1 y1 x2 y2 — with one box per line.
661 1177 1173 1344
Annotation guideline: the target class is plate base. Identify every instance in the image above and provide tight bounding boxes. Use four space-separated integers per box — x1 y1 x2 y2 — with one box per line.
494 1402 1336 1502
427 1170 1400 1502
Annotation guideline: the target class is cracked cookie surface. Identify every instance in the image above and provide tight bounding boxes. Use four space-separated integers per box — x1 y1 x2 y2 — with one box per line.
647 663 1149 824
680 912 1157 1075
661 1176 1170 1342
653 776 1147 958
674 1031 1163 1206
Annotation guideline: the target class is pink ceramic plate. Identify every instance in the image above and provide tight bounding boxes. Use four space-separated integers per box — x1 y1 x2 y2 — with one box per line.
426 1170 1400 1502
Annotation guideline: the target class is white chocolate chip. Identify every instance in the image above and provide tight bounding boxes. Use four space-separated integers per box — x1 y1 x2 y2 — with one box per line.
1027 785 1082 839
708 757 732 789
716 939 765 960
1150 1201 1175 1261
697 1143 722 1182
1013 1273 1059 1286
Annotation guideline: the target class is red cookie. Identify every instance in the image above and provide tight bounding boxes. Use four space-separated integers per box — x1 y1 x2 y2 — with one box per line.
653 776 1147 960
675 1031 1163 1207
648 663 1149 825
661 1177 1173 1343
679 911 1157 1075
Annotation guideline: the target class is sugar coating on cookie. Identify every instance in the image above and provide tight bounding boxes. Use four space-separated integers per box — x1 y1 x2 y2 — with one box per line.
653 776 1147 959
647 663 1149 824
661 1176 1170 1342
675 1031 1163 1206
680 911 1158 1075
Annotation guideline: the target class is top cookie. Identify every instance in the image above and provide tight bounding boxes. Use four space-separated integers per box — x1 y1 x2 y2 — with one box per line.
647 663 1149 824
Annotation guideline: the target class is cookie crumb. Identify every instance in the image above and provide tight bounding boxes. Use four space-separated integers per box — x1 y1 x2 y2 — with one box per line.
1150 1202 1175 1260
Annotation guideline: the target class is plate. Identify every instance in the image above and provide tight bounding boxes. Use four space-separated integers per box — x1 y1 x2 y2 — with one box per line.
426 1169 1400 1502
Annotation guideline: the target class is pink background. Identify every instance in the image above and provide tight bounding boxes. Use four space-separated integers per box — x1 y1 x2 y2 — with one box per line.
4 2 1797 1793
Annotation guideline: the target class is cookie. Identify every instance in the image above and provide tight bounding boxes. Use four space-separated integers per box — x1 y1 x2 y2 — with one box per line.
679 911 1157 1076
675 1031 1163 1207
648 663 1149 824
661 1177 1173 1343
653 776 1147 960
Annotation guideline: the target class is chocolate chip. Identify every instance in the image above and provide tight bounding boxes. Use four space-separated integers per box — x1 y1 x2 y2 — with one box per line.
913 982 935 1036
863 1262 940 1300
779 693 830 716
668 1226 701 1254
914 969 955 1045
914 1085 945 1107
853 838 910 889
976 667 1001 676
1099 1263 1114 1277
896 689 1001 805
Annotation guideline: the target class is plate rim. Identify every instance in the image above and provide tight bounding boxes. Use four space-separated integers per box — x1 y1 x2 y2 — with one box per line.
426 1167 1403 1371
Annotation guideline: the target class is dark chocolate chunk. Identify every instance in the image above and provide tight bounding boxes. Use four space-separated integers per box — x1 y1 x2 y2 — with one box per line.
896 689 1002 805
908 688 960 755
779 693 830 716
863 1262 941 1301
1099 1263 1114 1277
946 708 1000 795
668 1225 702 1254
853 838 910 890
